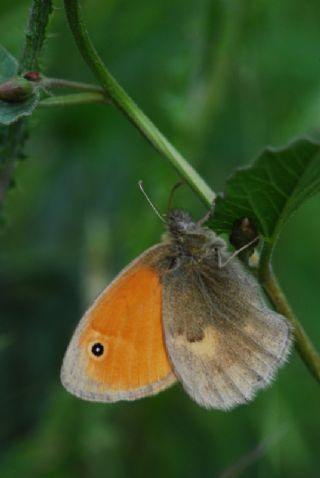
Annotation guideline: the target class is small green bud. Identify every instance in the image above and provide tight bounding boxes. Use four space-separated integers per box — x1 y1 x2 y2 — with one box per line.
0 76 34 103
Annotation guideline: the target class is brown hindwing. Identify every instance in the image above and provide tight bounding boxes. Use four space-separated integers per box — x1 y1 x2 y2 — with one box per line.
162 256 292 410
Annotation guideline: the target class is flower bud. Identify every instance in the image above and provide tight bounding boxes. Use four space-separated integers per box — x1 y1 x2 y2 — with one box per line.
229 216 259 250
0 76 34 103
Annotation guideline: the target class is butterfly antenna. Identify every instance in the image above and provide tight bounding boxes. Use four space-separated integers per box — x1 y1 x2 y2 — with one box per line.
138 181 166 224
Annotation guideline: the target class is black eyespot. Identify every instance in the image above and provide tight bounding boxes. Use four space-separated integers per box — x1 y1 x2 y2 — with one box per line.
91 342 104 357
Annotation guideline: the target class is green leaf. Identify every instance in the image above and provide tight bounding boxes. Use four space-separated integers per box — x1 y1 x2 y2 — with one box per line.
0 45 18 81
211 138 320 241
0 94 39 126
0 45 39 125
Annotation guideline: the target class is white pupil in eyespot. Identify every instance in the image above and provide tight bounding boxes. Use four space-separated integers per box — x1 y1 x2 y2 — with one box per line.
91 342 104 357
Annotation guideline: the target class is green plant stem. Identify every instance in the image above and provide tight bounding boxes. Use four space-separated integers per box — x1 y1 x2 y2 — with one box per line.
63 0 214 207
20 0 53 72
42 77 106 94
0 0 53 209
259 246 320 383
40 92 108 107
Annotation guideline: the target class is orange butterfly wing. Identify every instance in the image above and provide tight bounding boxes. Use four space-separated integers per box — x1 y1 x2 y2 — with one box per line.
61 245 176 402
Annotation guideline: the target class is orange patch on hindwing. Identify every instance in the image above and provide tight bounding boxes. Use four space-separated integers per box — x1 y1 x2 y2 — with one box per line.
79 266 172 392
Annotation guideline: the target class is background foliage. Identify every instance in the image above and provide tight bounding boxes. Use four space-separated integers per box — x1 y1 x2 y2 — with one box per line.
1 0 320 476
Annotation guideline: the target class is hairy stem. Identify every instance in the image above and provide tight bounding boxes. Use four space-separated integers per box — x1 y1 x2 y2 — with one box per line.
259 254 320 383
20 0 53 73
0 0 53 210
63 0 214 206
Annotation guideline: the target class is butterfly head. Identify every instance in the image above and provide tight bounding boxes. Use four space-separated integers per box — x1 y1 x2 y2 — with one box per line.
166 209 197 234
164 209 225 258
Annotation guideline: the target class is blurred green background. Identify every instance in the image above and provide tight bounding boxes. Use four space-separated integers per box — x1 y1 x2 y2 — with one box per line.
1 0 320 477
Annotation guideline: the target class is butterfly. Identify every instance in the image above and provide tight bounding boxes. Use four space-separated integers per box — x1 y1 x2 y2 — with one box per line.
61 208 292 410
